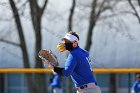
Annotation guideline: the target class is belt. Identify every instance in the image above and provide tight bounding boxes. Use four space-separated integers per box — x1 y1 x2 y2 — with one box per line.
79 84 88 89
76 84 87 91
76 82 97 91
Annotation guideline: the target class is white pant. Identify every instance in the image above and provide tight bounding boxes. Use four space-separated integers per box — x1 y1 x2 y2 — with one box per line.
131 91 140 93
53 88 63 93
76 83 101 93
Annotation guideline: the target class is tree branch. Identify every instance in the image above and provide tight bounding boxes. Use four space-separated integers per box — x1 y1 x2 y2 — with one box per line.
128 0 140 23
138 0 140 6
18 0 28 10
18 0 28 15
68 0 76 31
99 11 134 20
0 39 20 47
41 0 48 12
96 0 107 19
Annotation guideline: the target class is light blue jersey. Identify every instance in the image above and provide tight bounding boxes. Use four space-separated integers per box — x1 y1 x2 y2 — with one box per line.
50 74 61 88
62 46 96 87
131 80 140 93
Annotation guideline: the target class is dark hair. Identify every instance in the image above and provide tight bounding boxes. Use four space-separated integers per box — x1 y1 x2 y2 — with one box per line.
68 31 79 40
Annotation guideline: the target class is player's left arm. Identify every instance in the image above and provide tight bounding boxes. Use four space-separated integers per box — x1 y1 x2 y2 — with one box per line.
53 67 64 76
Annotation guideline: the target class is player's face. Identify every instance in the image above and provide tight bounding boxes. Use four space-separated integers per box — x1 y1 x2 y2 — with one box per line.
57 38 78 52
63 38 78 48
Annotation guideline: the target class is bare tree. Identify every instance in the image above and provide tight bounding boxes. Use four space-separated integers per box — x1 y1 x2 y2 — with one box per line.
85 0 97 51
68 0 76 31
137 0 140 6
85 0 116 51
28 0 48 67
28 1 48 93
0 74 4 93
8 0 48 93
84 0 120 93
8 1 38 93
127 1 140 93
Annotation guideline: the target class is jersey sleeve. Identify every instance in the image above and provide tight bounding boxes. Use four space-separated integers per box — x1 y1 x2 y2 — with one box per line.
62 54 77 77
131 81 138 91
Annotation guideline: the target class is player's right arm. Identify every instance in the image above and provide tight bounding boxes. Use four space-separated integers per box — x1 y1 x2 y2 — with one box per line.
53 54 77 76
62 54 77 77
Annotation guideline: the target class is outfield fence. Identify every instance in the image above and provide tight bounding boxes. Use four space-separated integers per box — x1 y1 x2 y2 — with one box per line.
0 68 140 93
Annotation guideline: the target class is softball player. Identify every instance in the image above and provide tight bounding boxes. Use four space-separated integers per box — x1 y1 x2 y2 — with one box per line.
50 31 101 93
49 73 63 93
131 74 140 93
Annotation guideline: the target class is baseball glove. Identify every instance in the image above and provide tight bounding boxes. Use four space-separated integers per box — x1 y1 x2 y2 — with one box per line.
38 50 58 67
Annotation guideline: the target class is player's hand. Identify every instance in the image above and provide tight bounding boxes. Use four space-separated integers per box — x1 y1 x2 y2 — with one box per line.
41 57 54 69
41 57 49 63
48 64 54 69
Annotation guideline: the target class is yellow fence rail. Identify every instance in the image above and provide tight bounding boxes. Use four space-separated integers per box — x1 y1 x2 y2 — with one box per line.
0 68 139 73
